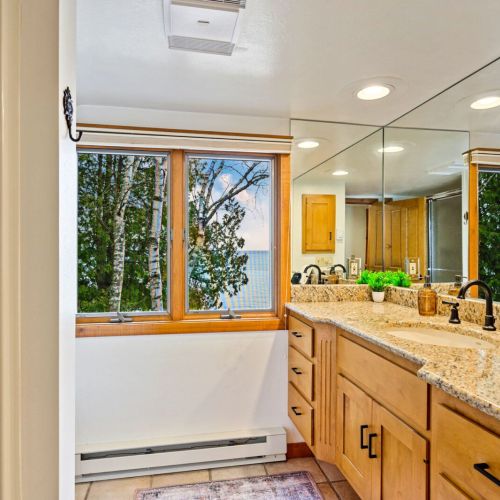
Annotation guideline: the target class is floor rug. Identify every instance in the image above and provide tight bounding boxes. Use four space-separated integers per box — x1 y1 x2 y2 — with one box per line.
135 471 323 500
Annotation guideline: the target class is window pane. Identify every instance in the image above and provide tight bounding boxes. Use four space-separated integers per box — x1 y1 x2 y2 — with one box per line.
78 151 169 313
478 169 500 301
187 155 274 312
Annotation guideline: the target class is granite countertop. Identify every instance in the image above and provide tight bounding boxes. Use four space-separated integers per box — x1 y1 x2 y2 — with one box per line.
286 301 500 420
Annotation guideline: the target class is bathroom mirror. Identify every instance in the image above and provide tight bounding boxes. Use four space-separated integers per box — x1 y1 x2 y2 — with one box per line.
290 120 383 281
382 127 469 283
386 58 500 300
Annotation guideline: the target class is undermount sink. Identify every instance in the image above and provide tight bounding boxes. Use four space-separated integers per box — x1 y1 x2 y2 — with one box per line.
385 327 494 349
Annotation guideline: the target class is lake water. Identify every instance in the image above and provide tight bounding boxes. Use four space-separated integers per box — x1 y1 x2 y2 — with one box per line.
219 250 272 311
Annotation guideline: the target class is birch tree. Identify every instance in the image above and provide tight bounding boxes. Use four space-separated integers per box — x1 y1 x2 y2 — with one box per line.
148 157 168 310
109 155 140 311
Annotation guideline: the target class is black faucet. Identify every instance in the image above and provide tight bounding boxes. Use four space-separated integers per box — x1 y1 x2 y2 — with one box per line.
304 264 324 285
457 280 496 331
330 264 347 275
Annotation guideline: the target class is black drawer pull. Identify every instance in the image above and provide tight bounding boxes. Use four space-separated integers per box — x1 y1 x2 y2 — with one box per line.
291 331 303 338
291 367 303 375
368 433 378 458
474 463 500 486
360 424 369 449
291 406 302 416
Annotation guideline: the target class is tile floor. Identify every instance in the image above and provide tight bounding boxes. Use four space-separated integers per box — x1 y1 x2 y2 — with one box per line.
76 457 360 500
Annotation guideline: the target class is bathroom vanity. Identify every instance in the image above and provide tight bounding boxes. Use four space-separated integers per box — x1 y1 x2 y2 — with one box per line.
286 300 500 500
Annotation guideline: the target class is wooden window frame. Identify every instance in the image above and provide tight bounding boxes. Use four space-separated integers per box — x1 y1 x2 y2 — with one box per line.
76 146 290 337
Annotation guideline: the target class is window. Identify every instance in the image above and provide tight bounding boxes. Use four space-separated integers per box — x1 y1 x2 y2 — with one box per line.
187 155 274 312
76 146 290 336
78 150 170 313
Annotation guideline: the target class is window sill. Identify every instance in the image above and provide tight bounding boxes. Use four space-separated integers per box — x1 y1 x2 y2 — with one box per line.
76 316 285 337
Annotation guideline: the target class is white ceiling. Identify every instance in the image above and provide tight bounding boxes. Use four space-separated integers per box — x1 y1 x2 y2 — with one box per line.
390 59 500 131
77 0 500 125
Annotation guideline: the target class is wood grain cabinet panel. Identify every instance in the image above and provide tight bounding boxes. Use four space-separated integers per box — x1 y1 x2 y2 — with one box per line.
302 194 336 253
337 336 428 432
288 346 314 401
433 403 500 499
372 402 428 500
287 313 336 464
336 375 374 499
435 474 472 500
288 316 314 358
288 382 314 447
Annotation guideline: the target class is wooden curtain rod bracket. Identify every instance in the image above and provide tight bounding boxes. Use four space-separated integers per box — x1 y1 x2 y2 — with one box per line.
63 87 83 143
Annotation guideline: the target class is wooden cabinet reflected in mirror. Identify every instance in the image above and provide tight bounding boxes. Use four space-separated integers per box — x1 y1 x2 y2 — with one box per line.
302 194 336 253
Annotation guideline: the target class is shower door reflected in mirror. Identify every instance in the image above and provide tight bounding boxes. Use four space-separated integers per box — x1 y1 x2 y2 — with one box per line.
427 191 462 283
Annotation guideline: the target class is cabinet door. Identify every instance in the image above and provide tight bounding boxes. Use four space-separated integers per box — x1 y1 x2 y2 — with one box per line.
366 202 383 270
302 194 335 253
372 402 428 500
336 375 373 499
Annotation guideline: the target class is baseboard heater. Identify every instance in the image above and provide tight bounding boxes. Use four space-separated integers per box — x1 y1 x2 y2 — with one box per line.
75 427 286 482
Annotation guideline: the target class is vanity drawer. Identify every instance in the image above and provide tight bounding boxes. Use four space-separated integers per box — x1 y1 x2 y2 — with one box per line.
288 346 314 401
337 336 428 430
288 382 313 446
288 316 314 358
434 404 500 499
435 474 471 500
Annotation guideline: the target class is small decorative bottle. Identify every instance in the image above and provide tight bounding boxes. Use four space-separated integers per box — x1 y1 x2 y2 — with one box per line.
418 275 437 316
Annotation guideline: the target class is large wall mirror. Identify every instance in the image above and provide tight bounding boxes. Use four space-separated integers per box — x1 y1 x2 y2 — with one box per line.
290 120 383 282
290 58 499 301
386 58 500 301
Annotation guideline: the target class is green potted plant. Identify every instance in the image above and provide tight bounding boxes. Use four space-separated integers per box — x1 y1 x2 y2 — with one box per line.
366 271 389 302
356 269 411 302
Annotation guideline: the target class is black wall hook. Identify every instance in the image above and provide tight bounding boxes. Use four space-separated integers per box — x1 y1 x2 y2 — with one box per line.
63 87 82 142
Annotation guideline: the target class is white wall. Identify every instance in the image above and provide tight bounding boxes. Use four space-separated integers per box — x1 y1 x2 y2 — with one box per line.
77 104 290 136
74 106 302 449
291 176 346 273
470 131 500 149
345 205 367 268
76 331 301 447
0 0 77 498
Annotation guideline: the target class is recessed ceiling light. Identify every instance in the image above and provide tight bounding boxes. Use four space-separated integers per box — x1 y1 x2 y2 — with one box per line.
470 96 500 110
332 170 349 176
378 146 404 153
357 85 391 101
297 140 320 149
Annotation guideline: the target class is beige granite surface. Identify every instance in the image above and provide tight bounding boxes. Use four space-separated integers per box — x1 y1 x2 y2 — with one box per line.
292 284 500 328
286 300 500 420
291 284 370 303
387 285 500 325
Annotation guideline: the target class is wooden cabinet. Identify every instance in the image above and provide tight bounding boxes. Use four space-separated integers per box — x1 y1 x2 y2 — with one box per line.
431 389 500 499
337 374 428 500
287 312 336 463
337 375 374 499
372 401 428 499
366 198 426 273
287 310 499 500
302 194 336 253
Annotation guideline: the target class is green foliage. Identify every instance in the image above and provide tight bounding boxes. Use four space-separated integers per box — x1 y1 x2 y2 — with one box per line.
356 269 372 285
366 272 390 292
78 153 169 312
386 270 412 288
478 171 499 301
356 269 412 291
188 197 249 310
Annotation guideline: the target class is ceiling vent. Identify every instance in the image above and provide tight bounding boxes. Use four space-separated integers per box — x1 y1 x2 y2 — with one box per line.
164 0 246 56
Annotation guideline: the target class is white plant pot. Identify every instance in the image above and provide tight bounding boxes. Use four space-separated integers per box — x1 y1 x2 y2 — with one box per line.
372 291 385 303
